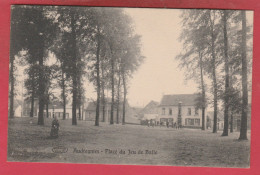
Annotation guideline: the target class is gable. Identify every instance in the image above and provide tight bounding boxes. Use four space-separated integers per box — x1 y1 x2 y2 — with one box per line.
160 94 198 106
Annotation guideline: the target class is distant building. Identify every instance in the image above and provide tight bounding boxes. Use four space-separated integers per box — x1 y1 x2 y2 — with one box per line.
22 98 38 117
22 98 82 119
158 94 205 128
231 91 252 131
206 92 252 131
84 99 140 124
206 111 224 130
140 101 160 117
140 101 160 124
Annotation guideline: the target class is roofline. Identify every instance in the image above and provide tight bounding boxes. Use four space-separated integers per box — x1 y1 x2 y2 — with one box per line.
158 104 197 107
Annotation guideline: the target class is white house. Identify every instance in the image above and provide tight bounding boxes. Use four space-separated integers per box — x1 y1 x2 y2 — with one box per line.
22 98 84 119
158 94 206 128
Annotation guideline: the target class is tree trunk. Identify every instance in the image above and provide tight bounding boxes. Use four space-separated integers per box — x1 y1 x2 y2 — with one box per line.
82 103 84 120
62 69 66 120
30 74 35 118
239 11 248 140
222 11 229 136
116 71 121 124
72 76 77 125
212 63 218 133
110 48 114 125
46 98 49 118
37 8 45 125
209 12 218 133
78 104 81 120
199 51 205 130
101 63 106 122
122 71 126 125
95 30 101 126
230 112 233 133
37 48 45 125
71 9 77 125
78 72 82 121
9 54 15 118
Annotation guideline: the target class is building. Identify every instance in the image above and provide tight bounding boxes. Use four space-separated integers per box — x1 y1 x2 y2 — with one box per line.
85 99 124 122
158 94 205 128
207 91 252 131
140 101 160 118
22 98 82 119
206 111 224 130
22 98 38 117
140 101 160 125
84 99 140 124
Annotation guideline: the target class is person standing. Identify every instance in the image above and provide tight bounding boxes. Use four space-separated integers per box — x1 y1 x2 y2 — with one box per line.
50 116 60 138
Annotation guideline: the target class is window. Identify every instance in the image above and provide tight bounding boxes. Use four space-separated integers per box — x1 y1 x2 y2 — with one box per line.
169 108 172 115
160 118 167 123
190 119 194 125
188 108 191 116
185 118 195 126
195 119 200 126
162 108 165 115
195 108 199 115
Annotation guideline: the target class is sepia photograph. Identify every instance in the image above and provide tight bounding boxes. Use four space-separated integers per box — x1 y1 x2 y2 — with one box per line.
8 5 253 168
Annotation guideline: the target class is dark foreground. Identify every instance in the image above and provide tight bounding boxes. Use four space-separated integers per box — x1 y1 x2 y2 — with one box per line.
8 117 250 167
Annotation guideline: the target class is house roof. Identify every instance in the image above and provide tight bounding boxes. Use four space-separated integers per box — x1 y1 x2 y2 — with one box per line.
145 101 160 108
159 94 198 106
139 101 159 117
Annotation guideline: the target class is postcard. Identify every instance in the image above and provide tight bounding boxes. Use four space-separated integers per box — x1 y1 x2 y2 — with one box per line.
6 5 253 169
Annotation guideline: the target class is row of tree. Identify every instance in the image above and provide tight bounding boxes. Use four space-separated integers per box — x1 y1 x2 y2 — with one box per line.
9 6 144 126
176 10 252 140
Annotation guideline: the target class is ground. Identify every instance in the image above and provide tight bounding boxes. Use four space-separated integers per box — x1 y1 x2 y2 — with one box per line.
8 117 250 168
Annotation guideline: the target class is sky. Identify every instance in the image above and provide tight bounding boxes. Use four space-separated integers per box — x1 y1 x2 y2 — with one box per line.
123 8 198 107
81 8 198 107
14 8 254 108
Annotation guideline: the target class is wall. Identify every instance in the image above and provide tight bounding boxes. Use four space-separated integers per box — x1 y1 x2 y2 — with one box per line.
158 105 205 127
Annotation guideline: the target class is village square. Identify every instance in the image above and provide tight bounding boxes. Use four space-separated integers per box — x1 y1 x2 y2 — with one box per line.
8 6 252 167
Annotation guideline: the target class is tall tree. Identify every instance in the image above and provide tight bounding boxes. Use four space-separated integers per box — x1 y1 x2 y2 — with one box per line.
23 64 38 118
239 11 248 140
100 55 109 122
116 65 121 124
222 10 230 136
70 8 78 125
51 31 72 121
120 35 144 124
9 6 28 118
177 10 211 130
55 6 90 125
94 27 101 126
208 10 219 133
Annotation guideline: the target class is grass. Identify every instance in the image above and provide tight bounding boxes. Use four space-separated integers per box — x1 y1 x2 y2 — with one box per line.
7 117 250 167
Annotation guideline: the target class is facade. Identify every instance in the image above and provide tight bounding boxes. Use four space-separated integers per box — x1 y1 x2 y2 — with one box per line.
206 111 224 130
140 101 160 119
22 98 82 119
158 94 205 128
84 99 141 124
85 99 127 123
84 101 114 122
140 101 160 125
